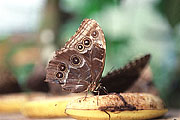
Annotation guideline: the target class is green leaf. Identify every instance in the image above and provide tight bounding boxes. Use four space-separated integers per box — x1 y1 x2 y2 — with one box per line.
156 0 180 28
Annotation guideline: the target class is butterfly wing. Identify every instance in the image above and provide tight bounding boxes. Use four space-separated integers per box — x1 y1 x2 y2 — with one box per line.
97 54 151 95
45 19 106 93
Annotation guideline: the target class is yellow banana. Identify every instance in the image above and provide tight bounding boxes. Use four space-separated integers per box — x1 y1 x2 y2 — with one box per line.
0 92 45 113
21 93 85 118
0 92 167 119
0 93 28 113
65 93 168 120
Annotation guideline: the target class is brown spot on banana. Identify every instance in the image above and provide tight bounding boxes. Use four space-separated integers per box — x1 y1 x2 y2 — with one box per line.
65 93 168 120
66 93 165 110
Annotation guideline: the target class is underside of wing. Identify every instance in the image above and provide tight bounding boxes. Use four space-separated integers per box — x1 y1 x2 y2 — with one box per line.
45 19 106 93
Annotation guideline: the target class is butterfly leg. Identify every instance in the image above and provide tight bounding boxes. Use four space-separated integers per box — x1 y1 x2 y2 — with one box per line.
93 83 108 95
82 84 92 101
94 83 108 105
99 86 108 94
93 84 102 105
94 83 109 105
83 90 88 101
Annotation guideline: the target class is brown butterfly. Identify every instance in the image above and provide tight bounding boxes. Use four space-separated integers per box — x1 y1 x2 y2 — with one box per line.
45 19 106 93
45 18 151 94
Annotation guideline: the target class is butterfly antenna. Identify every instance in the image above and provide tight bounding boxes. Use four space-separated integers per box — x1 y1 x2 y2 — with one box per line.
109 66 115 73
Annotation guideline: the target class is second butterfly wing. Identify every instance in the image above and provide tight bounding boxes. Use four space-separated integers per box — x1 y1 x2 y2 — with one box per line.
45 19 106 93
97 54 151 95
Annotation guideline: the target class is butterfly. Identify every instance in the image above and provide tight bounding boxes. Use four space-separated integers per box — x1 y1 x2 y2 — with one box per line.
45 19 106 93
45 18 151 94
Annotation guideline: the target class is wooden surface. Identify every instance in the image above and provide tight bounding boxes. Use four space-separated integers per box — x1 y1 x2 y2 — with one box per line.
0 109 179 120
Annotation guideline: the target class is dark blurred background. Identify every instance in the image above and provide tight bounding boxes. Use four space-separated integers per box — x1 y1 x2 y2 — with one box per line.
0 0 180 108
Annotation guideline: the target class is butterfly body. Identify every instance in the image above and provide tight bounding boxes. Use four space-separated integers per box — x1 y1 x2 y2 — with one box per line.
45 19 106 93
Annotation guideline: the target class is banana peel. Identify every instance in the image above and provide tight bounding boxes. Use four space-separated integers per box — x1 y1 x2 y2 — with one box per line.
66 109 167 120
65 93 168 120
21 93 85 118
0 93 28 113
0 92 45 113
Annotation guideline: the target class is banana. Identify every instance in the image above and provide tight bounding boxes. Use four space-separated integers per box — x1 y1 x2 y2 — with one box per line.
65 93 168 120
21 93 85 118
0 92 45 113
0 92 167 119
0 93 28 113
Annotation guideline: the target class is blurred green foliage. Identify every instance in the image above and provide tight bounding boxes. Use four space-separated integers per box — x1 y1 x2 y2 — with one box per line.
157 0 180 28
60 0 118 17
11 64 34 91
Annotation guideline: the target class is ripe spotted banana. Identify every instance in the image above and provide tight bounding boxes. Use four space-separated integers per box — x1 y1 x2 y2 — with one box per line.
65 93 168 120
